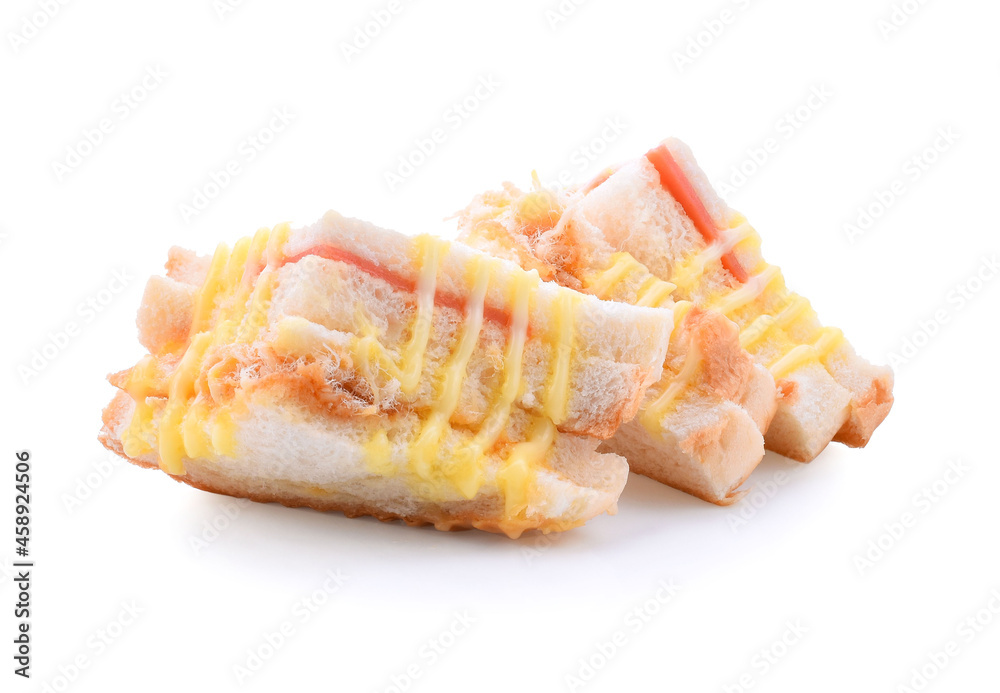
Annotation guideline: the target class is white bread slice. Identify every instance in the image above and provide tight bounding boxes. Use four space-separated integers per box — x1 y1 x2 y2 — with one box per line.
457 183 776 504
99 390 628 537
100 212 673 537
569 139 893 461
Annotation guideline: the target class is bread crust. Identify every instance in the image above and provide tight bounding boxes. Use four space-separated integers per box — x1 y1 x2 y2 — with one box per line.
832 368 894 447
98 389 622 538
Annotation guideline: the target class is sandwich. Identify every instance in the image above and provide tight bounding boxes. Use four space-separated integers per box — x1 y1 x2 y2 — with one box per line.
458 178 777 505
458 138 893 476
98 211 674 537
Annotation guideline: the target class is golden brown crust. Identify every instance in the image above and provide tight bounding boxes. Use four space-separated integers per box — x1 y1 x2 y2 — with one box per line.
173 471 584 538
833 370 894 447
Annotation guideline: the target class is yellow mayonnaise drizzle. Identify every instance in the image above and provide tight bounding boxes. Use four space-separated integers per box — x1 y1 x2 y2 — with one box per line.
158 332 213 474
677 215 846 385
711 264 780 316
543 291 578 425
739 294 811 350
574 251 689 437
584 252 642 297
410 256 492 485
398 257 564 515
641 338 701 434
121 355 162 457
671 300 694 328
767 327 844 380
670 221 757 293
497 418 556 519
584 252 675 307
364 429 395 477
123 225 276 475
397 235 448 395
446 269 537 501
635 276 676 308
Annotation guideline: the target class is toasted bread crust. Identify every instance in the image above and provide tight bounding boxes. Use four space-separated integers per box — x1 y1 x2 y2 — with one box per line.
167 468 590 538
833 368 894 447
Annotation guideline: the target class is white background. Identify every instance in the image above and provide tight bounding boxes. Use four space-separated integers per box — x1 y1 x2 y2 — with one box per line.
2 0 999 691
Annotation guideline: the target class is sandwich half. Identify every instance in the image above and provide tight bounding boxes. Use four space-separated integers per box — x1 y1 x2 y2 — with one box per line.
458 178 777 505
462 138 893 466
99 211 673 537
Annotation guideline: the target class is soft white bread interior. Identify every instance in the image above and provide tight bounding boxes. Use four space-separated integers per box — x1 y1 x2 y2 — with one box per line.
457 183 777 504
279 212 673 439
101 211 672 537
570 138 893 461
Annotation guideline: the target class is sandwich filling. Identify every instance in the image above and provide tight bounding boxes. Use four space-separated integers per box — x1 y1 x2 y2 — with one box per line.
118 224 587 524
583 144 845 387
